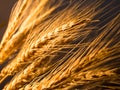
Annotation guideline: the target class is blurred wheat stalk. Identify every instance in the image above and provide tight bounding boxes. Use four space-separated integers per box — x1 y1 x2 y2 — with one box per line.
0 0 120 90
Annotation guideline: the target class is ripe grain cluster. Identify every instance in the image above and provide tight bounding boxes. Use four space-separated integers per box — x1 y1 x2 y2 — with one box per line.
0 0 120 90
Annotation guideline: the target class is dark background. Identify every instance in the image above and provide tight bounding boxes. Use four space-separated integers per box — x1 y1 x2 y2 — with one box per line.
0 0 17 41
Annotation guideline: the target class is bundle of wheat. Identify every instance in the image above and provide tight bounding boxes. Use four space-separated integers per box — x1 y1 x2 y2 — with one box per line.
0 0 120 90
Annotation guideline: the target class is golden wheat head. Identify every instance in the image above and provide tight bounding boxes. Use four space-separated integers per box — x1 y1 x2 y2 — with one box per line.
0 0 120 90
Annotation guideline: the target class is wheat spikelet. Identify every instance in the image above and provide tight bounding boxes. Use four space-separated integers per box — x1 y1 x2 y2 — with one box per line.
0 0 120 90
